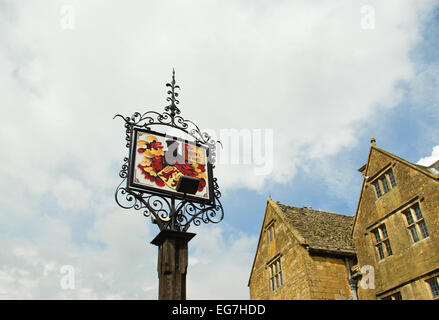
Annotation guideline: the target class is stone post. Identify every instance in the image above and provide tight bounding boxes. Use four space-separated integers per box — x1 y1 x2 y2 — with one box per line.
151 229 196 300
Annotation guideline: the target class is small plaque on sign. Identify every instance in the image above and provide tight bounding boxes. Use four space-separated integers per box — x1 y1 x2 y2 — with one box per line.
176 176 200 195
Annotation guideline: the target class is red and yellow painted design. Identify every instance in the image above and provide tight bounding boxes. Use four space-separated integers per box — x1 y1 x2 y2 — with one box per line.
134 134 208 197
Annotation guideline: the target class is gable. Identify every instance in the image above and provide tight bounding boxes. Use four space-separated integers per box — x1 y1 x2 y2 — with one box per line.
247 199 275 287
352 145 439 236
248 199 306 287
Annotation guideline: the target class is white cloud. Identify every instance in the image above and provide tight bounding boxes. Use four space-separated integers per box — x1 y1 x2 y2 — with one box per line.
0 0 437 299
1 0 434 193
0 215 255 299
0 210 157 299
417 145 439 166
187 226 257 299
51 175 93 211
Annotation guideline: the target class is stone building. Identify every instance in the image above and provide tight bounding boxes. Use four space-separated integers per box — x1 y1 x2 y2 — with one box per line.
353 139 439 300
248 198 357 300
248 140 439 300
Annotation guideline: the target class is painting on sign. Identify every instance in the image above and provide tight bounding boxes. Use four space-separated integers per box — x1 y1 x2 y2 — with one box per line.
128 128 213 203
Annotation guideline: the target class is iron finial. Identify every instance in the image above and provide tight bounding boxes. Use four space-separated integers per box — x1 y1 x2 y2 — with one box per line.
165 68 181 118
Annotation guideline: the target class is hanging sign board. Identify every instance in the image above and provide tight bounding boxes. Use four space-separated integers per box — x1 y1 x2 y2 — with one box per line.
128 128 214 204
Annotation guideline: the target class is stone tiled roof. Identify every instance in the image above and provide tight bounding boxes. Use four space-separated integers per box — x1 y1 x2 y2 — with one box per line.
416 161 439 175
430 160 439 171
277 203 355 254
415 163 430 172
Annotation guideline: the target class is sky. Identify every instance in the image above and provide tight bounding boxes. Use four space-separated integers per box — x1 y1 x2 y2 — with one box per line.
1 0 439 299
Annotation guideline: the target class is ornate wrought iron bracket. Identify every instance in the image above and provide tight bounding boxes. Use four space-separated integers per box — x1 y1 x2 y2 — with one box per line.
114 70 224 232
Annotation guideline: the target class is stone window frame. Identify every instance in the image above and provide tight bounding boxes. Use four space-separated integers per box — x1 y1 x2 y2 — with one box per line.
402 202 429 244
265 220 276 243
381 291 403 300
366 194 424 230
426 277 439 299
267 255 283 291
368 165 397 199
371 224 393 261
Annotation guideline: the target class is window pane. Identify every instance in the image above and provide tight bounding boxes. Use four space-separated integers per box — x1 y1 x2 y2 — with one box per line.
409 226 420 242
270 259 283 290
393 292 402 300
374 181 382 198
428 279 439 297
377 244 385 260
388 170 397 188
384 240 392 256
413 204 423 220
404 210 414 225
381 176 390 193
381 225 388 239
373 229 381 242
418 221 429 239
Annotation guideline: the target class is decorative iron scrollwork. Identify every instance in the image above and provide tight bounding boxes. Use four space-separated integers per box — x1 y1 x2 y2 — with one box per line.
114 70 224 232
